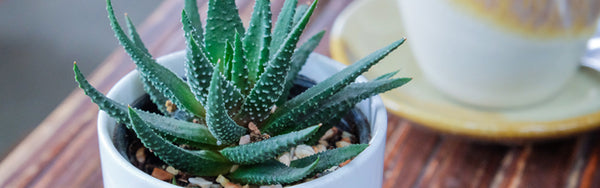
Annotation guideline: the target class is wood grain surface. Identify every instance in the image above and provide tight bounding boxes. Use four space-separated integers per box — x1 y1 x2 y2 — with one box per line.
1 0 600 187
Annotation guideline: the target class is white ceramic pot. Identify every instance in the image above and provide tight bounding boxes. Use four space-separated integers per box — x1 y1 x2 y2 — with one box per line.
97 51 388 188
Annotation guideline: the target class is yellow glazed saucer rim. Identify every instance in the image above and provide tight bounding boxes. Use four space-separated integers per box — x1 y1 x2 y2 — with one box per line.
330 0 600 142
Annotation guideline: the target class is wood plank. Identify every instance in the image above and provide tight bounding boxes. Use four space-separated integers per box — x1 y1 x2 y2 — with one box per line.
574 132 600 188
517 139 579 188
0 0 184 187
382 119 440 188
415 137 508 188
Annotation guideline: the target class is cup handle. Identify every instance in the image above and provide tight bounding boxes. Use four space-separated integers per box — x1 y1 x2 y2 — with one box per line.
582 26 600 70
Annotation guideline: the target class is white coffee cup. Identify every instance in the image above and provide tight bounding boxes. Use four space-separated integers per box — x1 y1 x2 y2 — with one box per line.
398 0 600 108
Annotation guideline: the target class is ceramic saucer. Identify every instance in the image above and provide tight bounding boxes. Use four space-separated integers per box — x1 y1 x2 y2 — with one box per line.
330 0 600 142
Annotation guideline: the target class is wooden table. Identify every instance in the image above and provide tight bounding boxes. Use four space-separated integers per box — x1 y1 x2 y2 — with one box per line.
1 0 600 187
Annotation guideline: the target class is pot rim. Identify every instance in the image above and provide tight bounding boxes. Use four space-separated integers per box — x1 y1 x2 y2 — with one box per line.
97 51 388 187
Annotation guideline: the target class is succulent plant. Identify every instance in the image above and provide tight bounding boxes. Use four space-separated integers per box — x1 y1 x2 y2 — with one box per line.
73 0 409 185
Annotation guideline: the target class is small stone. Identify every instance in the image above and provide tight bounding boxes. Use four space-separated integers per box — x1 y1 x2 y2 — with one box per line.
216 175 230 187
165 100 177 112
239 135 251 145
320 128 337 141
270 105 277 113
188 177 213 188
327 166 340 172
193 118 200 124
278 152 291 166
312 144 327 153
135 148 146 163
303 177 315 183
341 131 354 143
224 182 242 188
165 166 179 175
341 131 353 139
230 165 239 173
261 133 270 139
339 159 352 167
294 144 316 159
151 167 173 181
336 140 351 148
321 166 340 176
318 140 329 147
248 122 261 135
242 185 250 188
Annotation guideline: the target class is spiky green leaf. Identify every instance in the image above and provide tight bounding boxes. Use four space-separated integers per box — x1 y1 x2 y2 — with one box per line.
263 39 406 135
243 0 272 85
183 26 214 105
290 144 368 176
276 77 412 134
223 41 234 80
183 9 245 113
204 0 245 62
184 0 204 43
182 9 210 64
124 15 149 55
124 15 172 115
206 67 248 145
107 0 205 117
276 31 325 106
292 4 309 26
220 125 319 165
236 0 318 125
228 159 318 185
231 33 249 94
128 107 232 176
374 70 400 80
74 63 218 146
269 0 297 58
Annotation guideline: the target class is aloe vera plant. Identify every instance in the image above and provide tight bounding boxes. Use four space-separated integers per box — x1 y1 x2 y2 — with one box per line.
74 0 410 185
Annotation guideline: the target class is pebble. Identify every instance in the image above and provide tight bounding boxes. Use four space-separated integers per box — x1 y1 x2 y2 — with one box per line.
294 144 316 159
320 128 336 141
312 144 327 153
336 140 351 148
327 166 340 172
224 182 242 188
320 166 340 176
216 175 230 186
151 167 173 181
318 140 329 147
341 131 353 139
239 135 251 145
135 148 146 163
165 166 179 175
341 131 354 143
339 159 352 167
248 122 260 135
188 177 213 188
165 100 177 112
277 152 291 166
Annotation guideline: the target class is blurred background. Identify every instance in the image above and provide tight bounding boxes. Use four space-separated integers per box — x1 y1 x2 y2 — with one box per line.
0 0 162 159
